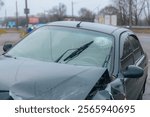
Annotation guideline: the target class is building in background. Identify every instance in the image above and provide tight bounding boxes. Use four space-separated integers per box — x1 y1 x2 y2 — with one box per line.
29 17 39 24
95 5 118 26
8 21 16 28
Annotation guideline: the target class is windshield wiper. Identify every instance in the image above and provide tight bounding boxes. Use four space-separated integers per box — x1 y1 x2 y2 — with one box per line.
2 53 16 59
0 90 9 92
102 46 113 67
55 48 77 62
63 41 94 62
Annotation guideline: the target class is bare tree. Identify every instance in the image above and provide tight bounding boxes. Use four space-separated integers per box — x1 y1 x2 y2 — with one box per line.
113 0 130 25
132 0 146 25
99 5 119 15
144 0 150 25
49 3 67 21
36 3 67 23
0 0 4 10
78 8 95 22
37 13 47 23
113 0 145 25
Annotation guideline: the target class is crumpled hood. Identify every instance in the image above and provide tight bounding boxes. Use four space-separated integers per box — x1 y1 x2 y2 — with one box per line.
8 59 107 100
0 56 24 90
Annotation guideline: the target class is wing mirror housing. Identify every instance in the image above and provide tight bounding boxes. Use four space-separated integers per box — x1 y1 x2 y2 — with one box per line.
3 44 13 52
123 65 144 78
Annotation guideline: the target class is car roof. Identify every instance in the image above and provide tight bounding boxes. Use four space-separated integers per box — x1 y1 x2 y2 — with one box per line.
48 21 129 34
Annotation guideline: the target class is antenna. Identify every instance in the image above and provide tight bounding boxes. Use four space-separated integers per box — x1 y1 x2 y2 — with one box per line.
76 21 82 28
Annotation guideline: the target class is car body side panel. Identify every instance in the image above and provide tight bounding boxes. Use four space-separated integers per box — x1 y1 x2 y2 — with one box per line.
93 78 125 100
0 56 24 90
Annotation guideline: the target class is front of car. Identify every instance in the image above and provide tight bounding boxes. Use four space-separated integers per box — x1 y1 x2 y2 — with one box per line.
0 21 115 100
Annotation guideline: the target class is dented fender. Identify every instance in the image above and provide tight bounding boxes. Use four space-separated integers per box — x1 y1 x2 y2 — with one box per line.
93 78 125 100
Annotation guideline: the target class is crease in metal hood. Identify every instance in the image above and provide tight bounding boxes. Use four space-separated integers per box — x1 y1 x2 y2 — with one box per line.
10 60 107 100
0 56 24 90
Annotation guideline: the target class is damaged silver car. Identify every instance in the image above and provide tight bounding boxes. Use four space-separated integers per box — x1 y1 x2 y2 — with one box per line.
0 21 148 100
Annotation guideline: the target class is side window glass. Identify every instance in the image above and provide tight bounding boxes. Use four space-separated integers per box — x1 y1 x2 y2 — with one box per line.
129 36 143 62
122 39 132 58
121 38 134 70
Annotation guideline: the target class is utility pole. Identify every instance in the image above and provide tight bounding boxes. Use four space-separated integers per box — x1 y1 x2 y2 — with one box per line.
24 0 29 27
5 9 7 21
129 0 132 28
72 0 74 18
44 10 48 23
16 1 19 30
5 9 7 28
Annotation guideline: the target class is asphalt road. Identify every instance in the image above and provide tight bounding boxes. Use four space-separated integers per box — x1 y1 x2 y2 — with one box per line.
0 32 150 99
0 31 21 54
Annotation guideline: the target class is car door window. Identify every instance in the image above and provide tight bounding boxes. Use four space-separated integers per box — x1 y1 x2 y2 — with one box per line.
128 36 144 62
121 38 134 70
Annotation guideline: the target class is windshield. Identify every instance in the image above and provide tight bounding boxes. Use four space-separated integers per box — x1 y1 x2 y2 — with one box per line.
7 26 114 67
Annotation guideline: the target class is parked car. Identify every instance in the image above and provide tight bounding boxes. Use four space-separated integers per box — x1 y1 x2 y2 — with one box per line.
0 21 148 100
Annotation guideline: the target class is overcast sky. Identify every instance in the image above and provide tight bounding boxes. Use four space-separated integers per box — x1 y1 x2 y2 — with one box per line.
0 0 111 17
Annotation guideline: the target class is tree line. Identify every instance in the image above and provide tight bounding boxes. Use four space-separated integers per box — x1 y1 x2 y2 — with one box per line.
1 0 150 26
112 0 150 25
36 3 95 23
36 0 150 26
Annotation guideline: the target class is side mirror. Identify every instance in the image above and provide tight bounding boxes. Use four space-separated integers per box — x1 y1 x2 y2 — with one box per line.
3 44 13 52
123 65 144 78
